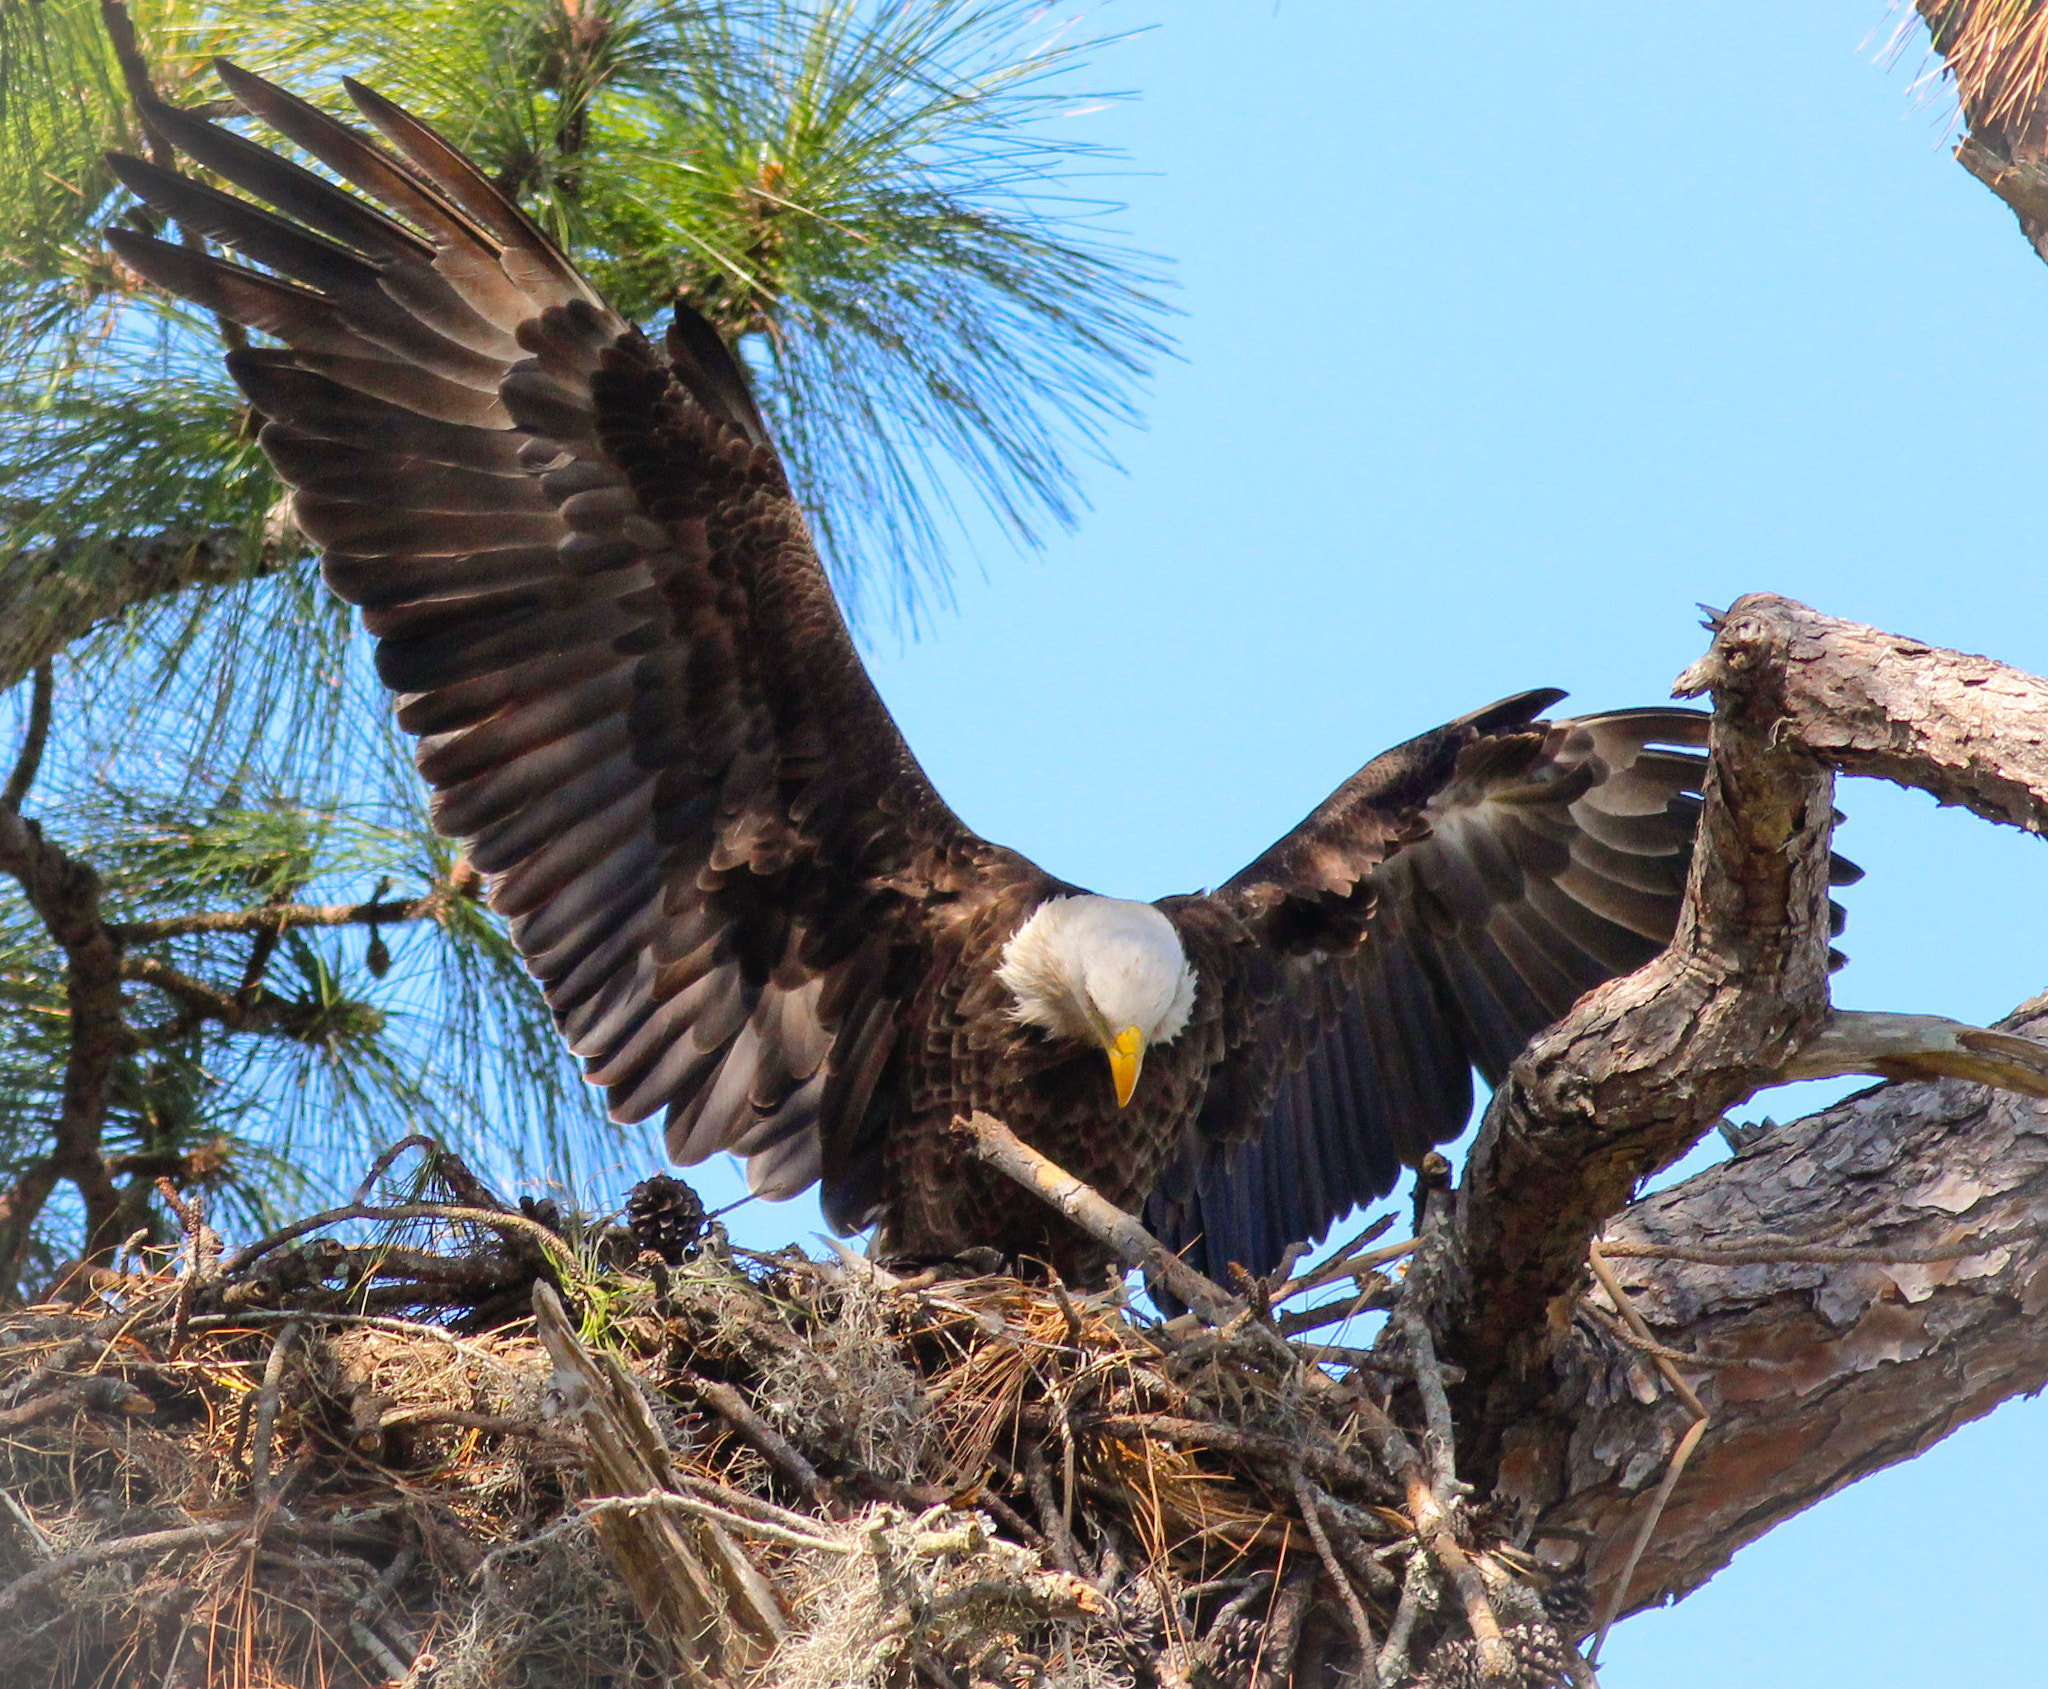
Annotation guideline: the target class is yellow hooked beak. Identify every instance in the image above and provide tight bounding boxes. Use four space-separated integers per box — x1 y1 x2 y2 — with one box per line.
1105 1024 1146 1109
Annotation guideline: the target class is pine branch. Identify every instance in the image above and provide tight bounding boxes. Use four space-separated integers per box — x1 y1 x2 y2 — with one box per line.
104 1142 232 1184
113 868 478 943
121 953 344 1042
0 805 124 1280
98 0 248 352
2 663 52 810
0 1162 62 1293
96 0 174 172
0 528 285 695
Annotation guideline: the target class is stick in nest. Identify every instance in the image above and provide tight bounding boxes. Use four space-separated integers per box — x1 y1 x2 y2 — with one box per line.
1375 1546 1436 1688
1372 1182 1515 1680
950 1112 1241 1324
220 1200 570 1279
249 1320 301 1505
0 1520 249 1622
679 1366 832 1509
1255 1563 1319 1689
1289 1460 1375 1655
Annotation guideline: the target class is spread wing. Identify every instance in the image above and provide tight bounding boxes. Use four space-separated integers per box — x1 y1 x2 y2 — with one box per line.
108 64 1047 1228
1147 692 1858 1284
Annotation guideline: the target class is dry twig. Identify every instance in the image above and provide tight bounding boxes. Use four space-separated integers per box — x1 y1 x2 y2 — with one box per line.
951 1112 1242 1324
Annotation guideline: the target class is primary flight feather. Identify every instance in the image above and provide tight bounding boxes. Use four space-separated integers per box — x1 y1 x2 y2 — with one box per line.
108 65 1856 1281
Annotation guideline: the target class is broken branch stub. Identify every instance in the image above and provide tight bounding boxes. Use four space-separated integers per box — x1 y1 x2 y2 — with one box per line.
533 1282 785 1684
1678 594 2048 835
1778 1010 2048 1097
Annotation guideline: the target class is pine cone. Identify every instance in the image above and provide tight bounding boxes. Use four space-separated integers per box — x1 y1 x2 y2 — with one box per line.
1418 1620 1575 1689
625 1174 707 1263
1192 1580 1272 1689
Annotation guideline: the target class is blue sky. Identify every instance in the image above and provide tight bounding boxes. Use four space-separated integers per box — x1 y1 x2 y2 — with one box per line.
658 4 2048 1680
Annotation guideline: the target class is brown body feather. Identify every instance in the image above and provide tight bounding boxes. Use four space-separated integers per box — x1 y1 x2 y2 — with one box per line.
109 68 1857 1283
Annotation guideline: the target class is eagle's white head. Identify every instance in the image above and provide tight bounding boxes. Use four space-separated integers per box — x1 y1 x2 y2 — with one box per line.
995 896 1197 1108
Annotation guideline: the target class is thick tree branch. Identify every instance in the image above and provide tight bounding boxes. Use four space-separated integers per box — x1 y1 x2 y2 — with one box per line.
2 663 53 811
0 1162 62 1287
1453 598 1841 1412
1530 1000 2048 1626
1430 593 2048 1641
1452 596 2048 1442
0 531 286 697
1777 1008 2048 1096
1676 595 2048 834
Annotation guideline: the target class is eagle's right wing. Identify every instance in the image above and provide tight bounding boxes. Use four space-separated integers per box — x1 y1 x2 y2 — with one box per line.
110 65 1046 1228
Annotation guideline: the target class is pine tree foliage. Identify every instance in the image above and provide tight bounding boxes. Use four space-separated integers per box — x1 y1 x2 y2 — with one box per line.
0 0 1166 1301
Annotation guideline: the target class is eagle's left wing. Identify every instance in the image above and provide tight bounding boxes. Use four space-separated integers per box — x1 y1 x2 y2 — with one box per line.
106 65 1053 1233
1147 694 1856 1286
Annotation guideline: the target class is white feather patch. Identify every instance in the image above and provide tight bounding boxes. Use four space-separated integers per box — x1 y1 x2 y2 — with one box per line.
996 896 1196 1047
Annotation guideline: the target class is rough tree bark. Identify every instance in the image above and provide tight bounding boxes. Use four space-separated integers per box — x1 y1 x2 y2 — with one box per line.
1440 595 2048 1632
1556 1012 2048 1621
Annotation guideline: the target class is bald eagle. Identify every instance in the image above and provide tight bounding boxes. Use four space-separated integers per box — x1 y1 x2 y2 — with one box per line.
106 67 1853 1282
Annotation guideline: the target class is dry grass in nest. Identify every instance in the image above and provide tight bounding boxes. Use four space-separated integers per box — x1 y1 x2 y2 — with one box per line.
0 1146 1594 1687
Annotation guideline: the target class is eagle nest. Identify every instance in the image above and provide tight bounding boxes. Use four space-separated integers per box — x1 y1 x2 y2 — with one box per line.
0 1140 1592 1689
